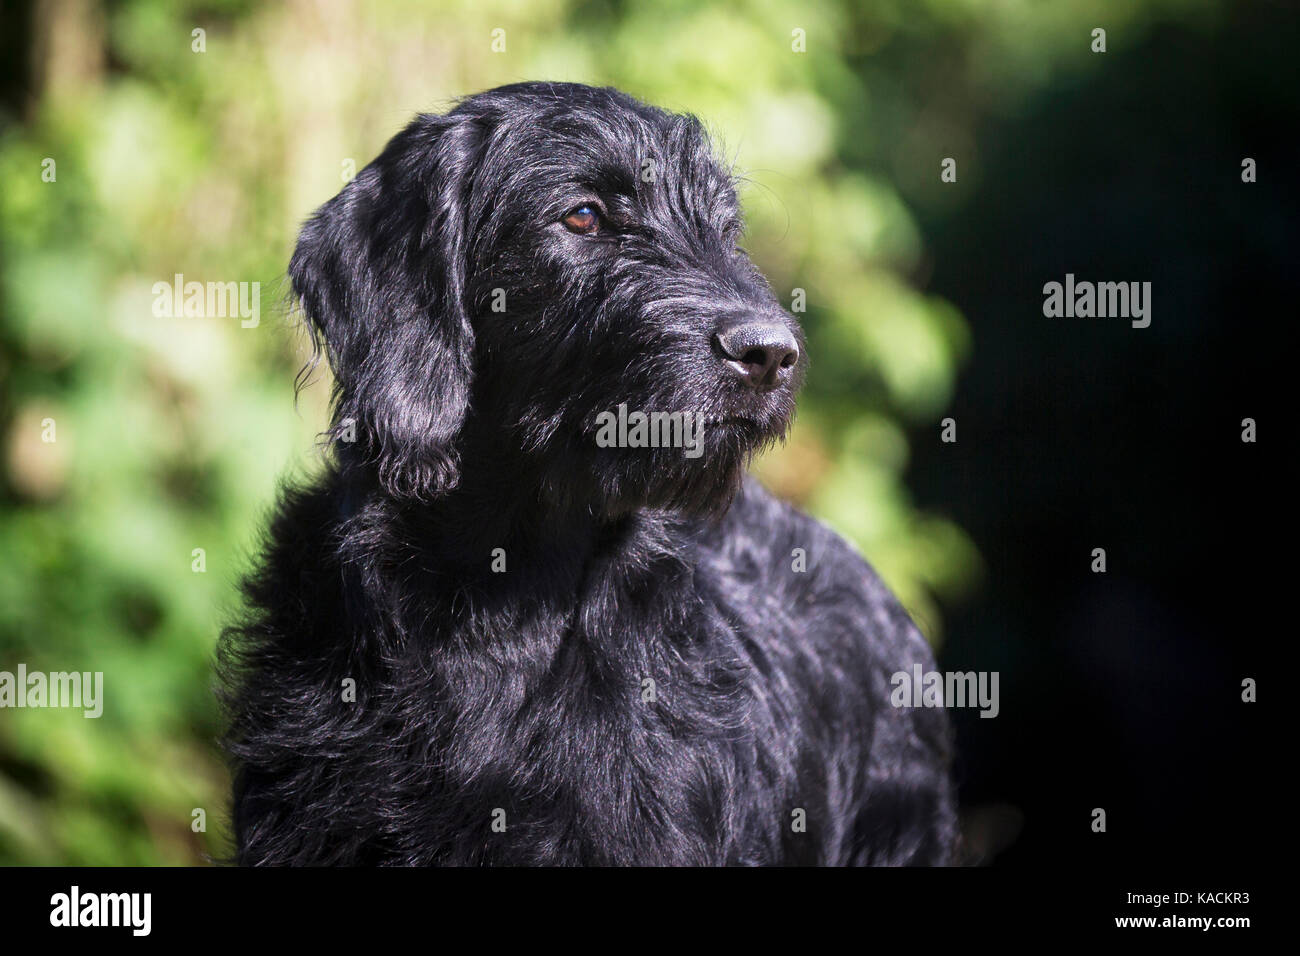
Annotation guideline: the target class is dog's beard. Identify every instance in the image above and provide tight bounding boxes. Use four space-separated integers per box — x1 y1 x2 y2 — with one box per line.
619 451 748 518
497 340 800 521
593 455 747 520
539 415 787 520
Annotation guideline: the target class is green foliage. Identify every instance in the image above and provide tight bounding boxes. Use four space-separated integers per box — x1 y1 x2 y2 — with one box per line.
0 0 1207 864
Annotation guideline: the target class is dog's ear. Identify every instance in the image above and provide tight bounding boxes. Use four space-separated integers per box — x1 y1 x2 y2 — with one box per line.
290 113 482 499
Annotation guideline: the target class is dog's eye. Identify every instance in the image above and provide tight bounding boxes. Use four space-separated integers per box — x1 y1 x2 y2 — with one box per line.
562 205 602 235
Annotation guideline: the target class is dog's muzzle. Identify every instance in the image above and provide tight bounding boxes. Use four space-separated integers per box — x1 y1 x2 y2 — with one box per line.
714 316 800 392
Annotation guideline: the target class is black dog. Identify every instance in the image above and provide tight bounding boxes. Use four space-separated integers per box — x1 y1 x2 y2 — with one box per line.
221 82 957 865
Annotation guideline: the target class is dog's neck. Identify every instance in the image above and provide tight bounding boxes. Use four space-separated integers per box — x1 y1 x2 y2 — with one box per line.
336 449 699 608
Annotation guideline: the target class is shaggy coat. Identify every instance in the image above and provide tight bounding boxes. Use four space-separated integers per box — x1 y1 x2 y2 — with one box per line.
221 82 957 865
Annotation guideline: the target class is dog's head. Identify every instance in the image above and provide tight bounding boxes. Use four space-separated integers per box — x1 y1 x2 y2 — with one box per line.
292 82 805 516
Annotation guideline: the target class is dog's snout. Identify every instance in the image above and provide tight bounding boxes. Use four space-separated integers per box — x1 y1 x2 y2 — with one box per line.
715 318 800 391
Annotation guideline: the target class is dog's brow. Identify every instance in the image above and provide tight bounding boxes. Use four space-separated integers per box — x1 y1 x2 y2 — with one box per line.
585 164 639 197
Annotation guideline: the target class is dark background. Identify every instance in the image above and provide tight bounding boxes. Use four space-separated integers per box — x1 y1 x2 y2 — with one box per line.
911 7 1290 867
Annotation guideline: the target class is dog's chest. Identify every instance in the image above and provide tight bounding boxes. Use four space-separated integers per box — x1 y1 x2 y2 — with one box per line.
416 582 794 864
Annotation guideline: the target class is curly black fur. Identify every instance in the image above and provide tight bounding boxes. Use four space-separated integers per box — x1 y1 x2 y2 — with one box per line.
220 82 957 865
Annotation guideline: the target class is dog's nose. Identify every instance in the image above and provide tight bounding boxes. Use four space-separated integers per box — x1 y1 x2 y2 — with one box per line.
715 319 800 390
